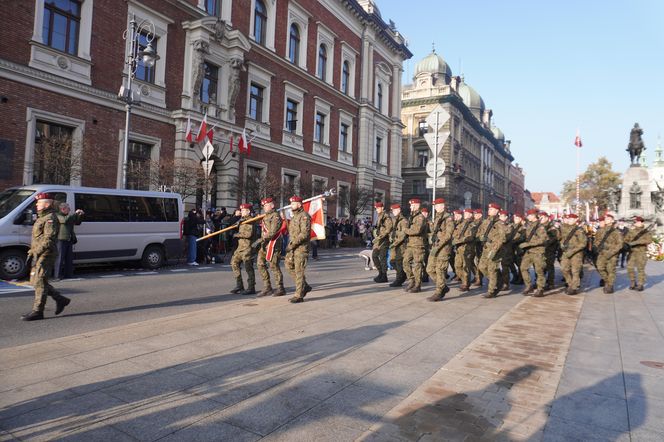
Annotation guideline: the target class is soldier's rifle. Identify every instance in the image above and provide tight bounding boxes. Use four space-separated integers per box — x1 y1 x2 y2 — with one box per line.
625 223 656 260
196 188 336 242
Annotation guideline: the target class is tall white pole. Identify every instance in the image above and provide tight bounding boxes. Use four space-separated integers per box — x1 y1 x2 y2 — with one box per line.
576 144 580 215
121 16 137 189
432 111 439 222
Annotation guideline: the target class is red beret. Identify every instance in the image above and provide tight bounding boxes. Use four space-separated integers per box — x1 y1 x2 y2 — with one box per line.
374 202 384 208
261 197 273 205
634 216 644 222
421 207 429 213
290 196 303 203
453 209 463 215
473 209 483 214
239 203 252 210
513 212 523 218
409 198 421 204
433 198 445 205
539 211 548 217
567 213 578 219
499 210 508 216
34 192 54 201
390 203 401 210
598 216 605 221
464 208 474 213
488 203 501 210
526 209 539 216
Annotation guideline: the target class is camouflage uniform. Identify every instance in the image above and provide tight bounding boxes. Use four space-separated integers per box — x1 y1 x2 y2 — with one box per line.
542 221 561 288
257 210 284 295
285 206 311 300
477 216 507 296
559 223 587 294
452 218 476 289
511 222 526 284
519 221 549 293
594 224 624 292
230 216 257 292
499 220 516 290
389 213 408 286
427 212 456 300
473 217 488 286
372 210 394 281
403 209 427 291
29 206 62 313
624 225 652 289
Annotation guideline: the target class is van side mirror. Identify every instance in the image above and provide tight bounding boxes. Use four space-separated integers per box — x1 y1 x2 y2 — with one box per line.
15 209 36 225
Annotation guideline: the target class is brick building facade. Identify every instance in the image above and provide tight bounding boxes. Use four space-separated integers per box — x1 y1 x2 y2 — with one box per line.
0 0 410 214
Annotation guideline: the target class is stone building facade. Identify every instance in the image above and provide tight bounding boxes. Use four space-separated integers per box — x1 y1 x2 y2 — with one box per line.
0 0 410 213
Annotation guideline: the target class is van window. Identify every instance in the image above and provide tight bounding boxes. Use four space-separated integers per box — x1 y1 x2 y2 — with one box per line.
75 193 179 222
0 189 36 219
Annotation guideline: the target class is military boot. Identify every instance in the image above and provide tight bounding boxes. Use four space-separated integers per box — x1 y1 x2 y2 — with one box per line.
404 280 414 292
230 278 244 294
482 290 499 298
373 273 388 283
459 285 470 292
566 288 578 296
257 287 273 297
21 311 44 321
54 296 71 315
636 285 644 291
427 286 449 302
409 286 422 293
304 283 312 296
522 285 534 296
389 277 404 287
500 284 510 292
273 285 287 296
605 285 614 294
629 283 636 290
533 289 545 297
289 295 304 303
241 286 256 295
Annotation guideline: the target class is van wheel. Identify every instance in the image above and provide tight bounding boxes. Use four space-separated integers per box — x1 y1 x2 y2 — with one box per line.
141 245 165 270
0 249 29 280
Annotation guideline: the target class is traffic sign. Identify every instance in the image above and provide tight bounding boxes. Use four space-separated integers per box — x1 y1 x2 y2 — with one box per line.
202 140 215 160
425 105 450 131
423 130 450 154
202 159 213 177
426 177 446 189
426 158 446 177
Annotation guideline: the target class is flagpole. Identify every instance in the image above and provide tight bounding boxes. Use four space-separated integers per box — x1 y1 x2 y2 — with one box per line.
576 144 580 215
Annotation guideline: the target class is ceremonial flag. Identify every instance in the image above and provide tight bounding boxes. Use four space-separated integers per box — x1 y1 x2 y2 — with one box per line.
304 197 326 240
264 220 288 261
195 112 208 143
185 116 193 143
238 128 251 155
574 130 582 148
206 124 216 143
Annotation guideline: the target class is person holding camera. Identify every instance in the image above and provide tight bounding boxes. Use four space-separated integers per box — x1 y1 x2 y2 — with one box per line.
54 202 84 280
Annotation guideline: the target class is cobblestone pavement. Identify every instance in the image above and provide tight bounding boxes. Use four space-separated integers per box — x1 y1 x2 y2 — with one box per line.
1 255 663 441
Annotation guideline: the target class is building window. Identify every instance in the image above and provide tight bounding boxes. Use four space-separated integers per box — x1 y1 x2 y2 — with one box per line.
285 99 298 133
282 172 298 205
317 44 327 81
338 183 349 217
205 0 218 15
254 0 267 45
416 149 429 168
375 137 382 163
127 141 152 190
249 83 264 121
135 32 157 84
376 83 383 112
34 121 74 185
341 61 350 94
418 120 428 137
200 62 218 104
315 112 326 143
340 123 349 152
42 0 81 55
288 23 300 64
413 179 426 194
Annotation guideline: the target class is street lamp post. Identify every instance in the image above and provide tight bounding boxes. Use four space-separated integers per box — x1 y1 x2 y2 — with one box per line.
118 14 159 189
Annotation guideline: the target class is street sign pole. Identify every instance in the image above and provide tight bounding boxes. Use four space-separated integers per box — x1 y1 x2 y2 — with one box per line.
432 111 439 222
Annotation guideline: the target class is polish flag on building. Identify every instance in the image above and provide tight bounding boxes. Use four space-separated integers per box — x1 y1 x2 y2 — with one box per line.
238 128 251 155
574 130 582 148
206 124 215 143
195 112 208 143
185 116 194 143
304 197 326 240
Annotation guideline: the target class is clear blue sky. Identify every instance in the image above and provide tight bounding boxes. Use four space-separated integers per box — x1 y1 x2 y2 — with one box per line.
378 0 664 195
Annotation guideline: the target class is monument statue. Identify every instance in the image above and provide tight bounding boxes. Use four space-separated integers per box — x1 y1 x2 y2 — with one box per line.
607 187 620 212
653 181 664 213
191 40 210 110
627 123 646 166
629 181 642 209
227 57 246 119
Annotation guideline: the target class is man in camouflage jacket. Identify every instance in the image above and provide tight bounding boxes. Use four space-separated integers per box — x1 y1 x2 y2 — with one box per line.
256 197 285 297
388 204 408 287
230 203 257 295
519 209 550 297
477 203 507 298
426 198 456 302
624 216 652 291
402 198 427 293
371 201 394 283
594 213 625 293
286 196 312 303
559 213 587 295
452 208 476 291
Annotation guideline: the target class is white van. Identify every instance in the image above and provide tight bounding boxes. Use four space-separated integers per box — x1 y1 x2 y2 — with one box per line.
0 185 184 280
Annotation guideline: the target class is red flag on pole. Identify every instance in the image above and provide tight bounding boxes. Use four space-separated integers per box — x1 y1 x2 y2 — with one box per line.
206 124 216 143
574 131 582 148
185 116 193 143
238 128 251 154
303 198 326 240
195 112 208 143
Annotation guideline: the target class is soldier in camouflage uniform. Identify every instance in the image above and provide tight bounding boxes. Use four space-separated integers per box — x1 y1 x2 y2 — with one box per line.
519 209 549 297
471 209 484 286
256 197 286 297
426 198 456 302
624 216 652 291
510 213 526 285
286 196 312 303
388 204 408 287
452 208 476 291
559 213 587 295
594 213 624 293
372 202 394 283
230 203 257 295
498 210 515 291
420 207 431 283
402 198 427 293
448 209 463 279
539 211 561 290
477 203 507 298
22 193 70 321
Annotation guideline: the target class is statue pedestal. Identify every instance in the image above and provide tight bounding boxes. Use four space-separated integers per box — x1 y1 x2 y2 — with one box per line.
618 165 653 219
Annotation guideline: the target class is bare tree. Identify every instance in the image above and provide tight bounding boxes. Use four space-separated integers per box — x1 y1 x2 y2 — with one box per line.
229 170 281 206
338 183 374 222
126 157 213 202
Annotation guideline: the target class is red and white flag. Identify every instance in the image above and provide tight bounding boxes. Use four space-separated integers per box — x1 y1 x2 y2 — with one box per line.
185 116 194 143
206 124 216 143
264 219 288 261
304 198 326 240
574 130 582 148
238 128 252 155
195 112 208 143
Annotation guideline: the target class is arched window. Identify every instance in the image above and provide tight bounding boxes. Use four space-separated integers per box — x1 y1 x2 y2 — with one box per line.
288 24 300 64
254 0 267 45
376 83 383 112
341 61 350 94
317 44 327 80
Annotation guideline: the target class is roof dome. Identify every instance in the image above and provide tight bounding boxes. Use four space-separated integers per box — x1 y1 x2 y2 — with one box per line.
457 78 485 112
414 50 452 79
491 126 505 142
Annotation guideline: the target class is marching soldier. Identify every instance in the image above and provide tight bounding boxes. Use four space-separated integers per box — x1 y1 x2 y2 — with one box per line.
256 197 286 297
471 209 484 286
559 213 587 295
448 209 463 279
624 216 652 291
510 213 526 285
426 198 456 302
477 203 507 298
22 193 70 321
452 208 476 292
402 198 427 293
230 203 257 295
285 196 312 303
498 210 515 291
372 202 394 283
594 213 624 293
421 207 431 283
388 204 408 287
519 209 549 297
539 211 561 290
